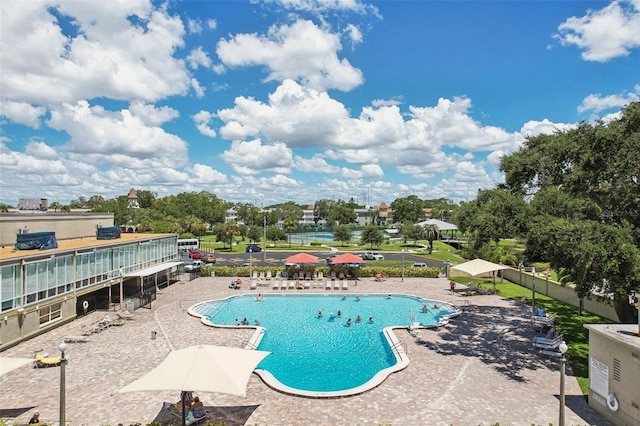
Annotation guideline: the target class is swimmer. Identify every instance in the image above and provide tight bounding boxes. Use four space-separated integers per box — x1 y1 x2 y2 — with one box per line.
235 318 240 326
242 317 249 326
346 318 352 327
256 293 263 301
422 304 428 313
356 315 362 323
254 319 260 326
341 295 347 301
318 310 323 318
337 310 342 317
368 316 373 323
355 296 360 302
433 304 440 309
386 294 392 299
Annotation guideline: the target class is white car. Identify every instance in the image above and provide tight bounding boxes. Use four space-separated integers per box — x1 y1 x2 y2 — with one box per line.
413 262 427 268
184 260 203 272
364 251 384 260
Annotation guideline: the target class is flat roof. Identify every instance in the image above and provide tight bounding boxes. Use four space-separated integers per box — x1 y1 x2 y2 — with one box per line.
126 261 183 277
584 323 640 350
0 232 176 262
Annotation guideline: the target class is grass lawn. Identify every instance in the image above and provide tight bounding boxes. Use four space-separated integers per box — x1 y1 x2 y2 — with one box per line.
451 276 613 396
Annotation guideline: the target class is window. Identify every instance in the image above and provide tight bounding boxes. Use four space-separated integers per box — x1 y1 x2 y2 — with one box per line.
39 302 62 325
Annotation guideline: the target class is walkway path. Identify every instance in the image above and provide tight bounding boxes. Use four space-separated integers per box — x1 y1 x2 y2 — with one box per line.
0 276 612 426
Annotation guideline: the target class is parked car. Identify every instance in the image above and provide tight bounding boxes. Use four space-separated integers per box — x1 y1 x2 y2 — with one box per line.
413 262 427 268
183 260 202 272
188 250 203 259
203 253 217 263
246 244 263 253
363 251 384 260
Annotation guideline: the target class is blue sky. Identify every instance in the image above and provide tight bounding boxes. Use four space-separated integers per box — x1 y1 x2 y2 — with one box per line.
1 0 639 207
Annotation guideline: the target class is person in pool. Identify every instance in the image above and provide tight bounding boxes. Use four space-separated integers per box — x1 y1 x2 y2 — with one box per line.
337 310 342 317
355 315 362 323
422 304 429 313
256 293 263 301
318 310 323 318
368 316 374 323
355 296 360 302
346 318 352 327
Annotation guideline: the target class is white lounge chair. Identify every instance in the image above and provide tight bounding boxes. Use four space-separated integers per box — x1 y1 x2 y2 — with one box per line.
288 280 295 290
273 279 280 290
250 279 257 290
304 280 310 289
325 279 332 290
333 280 340 290
342 280 349 290
266 270 272 280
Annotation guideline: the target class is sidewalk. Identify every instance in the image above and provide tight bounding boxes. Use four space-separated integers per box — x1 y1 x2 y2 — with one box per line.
0 276 611 426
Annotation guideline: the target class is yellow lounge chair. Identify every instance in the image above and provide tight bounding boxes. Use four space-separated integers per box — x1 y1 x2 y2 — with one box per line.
34 352 62 368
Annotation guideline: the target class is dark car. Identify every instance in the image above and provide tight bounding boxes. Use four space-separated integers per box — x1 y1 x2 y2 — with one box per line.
246 244 263 253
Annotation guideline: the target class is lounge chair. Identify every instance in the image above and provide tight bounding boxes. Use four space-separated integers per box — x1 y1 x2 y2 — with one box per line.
333 280 340 290
34 352 62 368
317 271 324 280
330 271 337 281
533 338 565 351
325 279 332 290
64 335 89 343
117 310 135 320
288 280 295 290
342 280 349 290
273 279 280 290
338 272 346 280
266 271 272 280
250 279 258 290
304 280 310 289
252 271 258 279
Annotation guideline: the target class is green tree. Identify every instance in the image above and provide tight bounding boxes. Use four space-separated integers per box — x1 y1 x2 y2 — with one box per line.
332 225 352 246
501 101 640 322
214 222 240 249
390 195 425 223
247 226 262 243
399 222 422 245
421 224 439 251
360 225 384 249
266 226 286 245
283 217 298 247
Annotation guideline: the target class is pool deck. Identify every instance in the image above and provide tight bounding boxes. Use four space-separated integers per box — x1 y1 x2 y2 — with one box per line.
0 276 613 426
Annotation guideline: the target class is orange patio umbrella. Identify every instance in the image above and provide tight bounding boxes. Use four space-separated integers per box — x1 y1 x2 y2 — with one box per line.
285 252 320 265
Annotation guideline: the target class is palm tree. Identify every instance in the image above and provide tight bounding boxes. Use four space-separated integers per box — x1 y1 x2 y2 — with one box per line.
421 224 439 254
490 245 518 288
283 217 298 247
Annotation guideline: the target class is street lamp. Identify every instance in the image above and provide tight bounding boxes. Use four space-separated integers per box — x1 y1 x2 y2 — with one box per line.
558 341 568 426
59 341 68 426
401 250 405 282
263 215 267 261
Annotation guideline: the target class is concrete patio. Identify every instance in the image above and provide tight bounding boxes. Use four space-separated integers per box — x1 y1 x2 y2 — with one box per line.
0 276 612 426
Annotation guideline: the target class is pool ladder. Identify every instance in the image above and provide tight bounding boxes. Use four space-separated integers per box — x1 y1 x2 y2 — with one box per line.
390 339 407 354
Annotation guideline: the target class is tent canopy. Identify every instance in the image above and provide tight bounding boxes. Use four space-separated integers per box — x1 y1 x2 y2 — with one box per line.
416 219 458 231
450 259 511 277
0 357 34 376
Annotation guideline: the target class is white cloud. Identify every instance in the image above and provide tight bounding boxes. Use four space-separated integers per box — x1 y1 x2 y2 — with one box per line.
207 19 218 30
220 139 293 175
47 101 189 167
187 19 203 34
345 24 362 48
293 154 341 174
216 19 363 91
0 101 47 128
577 85 640 113
187 47 212 69
128 101 180 127
191 163 227 183
0 0 191 107
555 0 640 62
519 118 575 138
193 110 217 138
25 141 59 159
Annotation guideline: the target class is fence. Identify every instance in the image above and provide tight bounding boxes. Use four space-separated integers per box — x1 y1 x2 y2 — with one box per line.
501 268 620 322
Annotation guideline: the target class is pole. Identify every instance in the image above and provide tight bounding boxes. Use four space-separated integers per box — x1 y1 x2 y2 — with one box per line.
263 215 267 261
401 250 405 282
559 353 566 426
119 267 124 311
59 342 67 426
531 266 536 317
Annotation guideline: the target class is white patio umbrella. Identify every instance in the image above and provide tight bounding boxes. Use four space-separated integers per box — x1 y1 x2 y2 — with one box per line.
0 357 34 376
118 345 270 426
450 258 512 289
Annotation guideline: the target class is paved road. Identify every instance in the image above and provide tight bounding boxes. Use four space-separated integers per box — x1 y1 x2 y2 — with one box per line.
211 250 444 268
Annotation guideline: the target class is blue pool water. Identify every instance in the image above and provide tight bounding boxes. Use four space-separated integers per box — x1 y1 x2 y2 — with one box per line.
191 294 457 394
289 231 362 243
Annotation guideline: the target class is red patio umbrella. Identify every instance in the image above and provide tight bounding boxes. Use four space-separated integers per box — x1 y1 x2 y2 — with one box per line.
330 253 366 265
285 252 320 265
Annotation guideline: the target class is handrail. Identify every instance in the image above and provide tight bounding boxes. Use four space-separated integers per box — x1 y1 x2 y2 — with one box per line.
241 339 258 350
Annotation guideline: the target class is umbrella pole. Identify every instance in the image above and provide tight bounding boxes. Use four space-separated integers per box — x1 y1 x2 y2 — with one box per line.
182 392 186 426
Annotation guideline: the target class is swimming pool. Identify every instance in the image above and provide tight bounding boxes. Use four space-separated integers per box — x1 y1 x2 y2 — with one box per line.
189 294 459 397
288 231 362 244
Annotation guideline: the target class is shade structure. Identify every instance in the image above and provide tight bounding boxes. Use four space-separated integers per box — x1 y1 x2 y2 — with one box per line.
330 253 366 265
450 259 510 277
285 252 320 265
119 345 270 425
0 357 34 376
